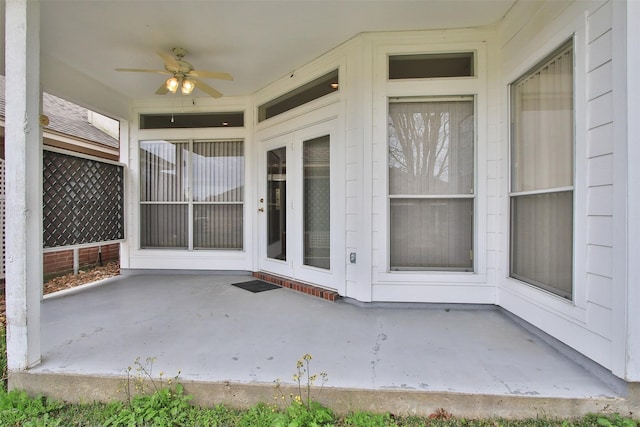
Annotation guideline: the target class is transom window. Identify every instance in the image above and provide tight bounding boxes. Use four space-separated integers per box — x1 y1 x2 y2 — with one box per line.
139 139 244 250
258 70 339 122
388 97 475 271
389 52 474 79
509 39 574 299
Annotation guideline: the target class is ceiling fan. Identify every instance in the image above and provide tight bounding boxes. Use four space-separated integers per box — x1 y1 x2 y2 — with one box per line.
115 47 233 98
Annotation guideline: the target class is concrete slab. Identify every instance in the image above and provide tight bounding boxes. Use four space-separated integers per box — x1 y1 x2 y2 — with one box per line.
13 273 638 418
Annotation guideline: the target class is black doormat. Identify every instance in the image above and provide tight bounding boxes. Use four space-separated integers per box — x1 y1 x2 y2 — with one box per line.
232 280 281 293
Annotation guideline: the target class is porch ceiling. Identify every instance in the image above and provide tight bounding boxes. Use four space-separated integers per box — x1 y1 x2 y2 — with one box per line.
2 0 517 103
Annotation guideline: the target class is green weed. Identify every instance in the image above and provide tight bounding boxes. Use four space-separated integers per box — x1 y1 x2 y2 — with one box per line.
593 413 639 427
237 402 280 427
0 326 7 391
271 353 334 427
342 411 399 427
0 388 64 427
104 383 193 427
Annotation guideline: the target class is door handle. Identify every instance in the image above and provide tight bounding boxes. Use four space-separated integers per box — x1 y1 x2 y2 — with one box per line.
258 208 264 212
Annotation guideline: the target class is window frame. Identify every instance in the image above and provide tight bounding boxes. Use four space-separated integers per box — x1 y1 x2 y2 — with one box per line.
139 138 245 251
387 95 476 272
508 38 576 300
372 40 488 291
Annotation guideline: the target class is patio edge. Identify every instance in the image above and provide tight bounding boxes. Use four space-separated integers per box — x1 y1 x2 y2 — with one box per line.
9 371 639 419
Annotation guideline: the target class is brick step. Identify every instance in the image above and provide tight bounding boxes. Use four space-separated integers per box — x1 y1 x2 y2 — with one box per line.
252 272 340 302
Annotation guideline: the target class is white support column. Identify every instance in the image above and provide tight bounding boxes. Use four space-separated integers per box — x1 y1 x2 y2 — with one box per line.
4 0 42 371
623 0 640 382
612 0 640 382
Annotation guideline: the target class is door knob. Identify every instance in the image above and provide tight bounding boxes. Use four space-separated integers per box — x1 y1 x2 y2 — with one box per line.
258 208 264 212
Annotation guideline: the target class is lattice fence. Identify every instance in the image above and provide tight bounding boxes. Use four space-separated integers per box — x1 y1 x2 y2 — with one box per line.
43 150 124 248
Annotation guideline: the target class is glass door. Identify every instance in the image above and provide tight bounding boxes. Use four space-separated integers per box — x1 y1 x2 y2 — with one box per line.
302 135 330 270
267 147 287 261
258 120 344 292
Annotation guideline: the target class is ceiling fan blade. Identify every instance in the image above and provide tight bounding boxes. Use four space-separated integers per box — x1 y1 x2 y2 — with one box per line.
155 82 170 95
115 68 171 75
189 70 233 81
157 51 180 72
192 78 223 98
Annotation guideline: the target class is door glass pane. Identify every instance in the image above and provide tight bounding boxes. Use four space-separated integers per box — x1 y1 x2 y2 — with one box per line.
303 136 330 269
267 147 286 260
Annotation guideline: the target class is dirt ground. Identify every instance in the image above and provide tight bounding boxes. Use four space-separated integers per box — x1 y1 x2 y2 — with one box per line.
0 261 120 327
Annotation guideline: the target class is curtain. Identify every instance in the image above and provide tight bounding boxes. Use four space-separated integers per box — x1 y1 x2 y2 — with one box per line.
140 204 188 248
140 140 188 249
511 46 573 192
303 135 331 269
140 139 244 250
192 140 244 249
511 192 573 298
388 100 474 270
510 41 574 299
192 140 244 202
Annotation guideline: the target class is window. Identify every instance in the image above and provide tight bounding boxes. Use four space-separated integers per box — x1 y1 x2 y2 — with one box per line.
509 40 574 299
389 52 474 79
140 139 244 250
258 70 339 122
140 112 244 129
388 98 475 271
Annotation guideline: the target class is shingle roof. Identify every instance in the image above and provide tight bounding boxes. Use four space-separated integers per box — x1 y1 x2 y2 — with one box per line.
0 76 119 149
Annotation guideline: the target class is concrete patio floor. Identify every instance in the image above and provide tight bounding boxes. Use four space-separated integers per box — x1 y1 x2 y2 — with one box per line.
9 272 639 418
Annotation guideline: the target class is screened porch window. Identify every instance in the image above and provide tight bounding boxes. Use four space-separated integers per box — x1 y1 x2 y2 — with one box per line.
509 40 574 299
388 98 474 271
140 139 244 250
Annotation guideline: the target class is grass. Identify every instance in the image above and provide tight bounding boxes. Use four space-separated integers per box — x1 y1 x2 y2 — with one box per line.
0 390 637 427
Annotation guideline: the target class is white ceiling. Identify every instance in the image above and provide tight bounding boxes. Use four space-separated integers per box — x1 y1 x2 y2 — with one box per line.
5 0 517 101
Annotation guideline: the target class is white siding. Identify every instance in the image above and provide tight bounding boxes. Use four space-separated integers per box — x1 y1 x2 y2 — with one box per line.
585 3 614 342
498 0 617 370
344 36 374 301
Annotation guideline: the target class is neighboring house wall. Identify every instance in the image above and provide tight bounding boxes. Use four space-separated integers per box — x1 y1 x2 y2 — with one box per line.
0 81 121 281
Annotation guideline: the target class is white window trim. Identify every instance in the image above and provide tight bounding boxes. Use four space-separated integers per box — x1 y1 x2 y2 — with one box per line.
127 104 254 271
372 40 489 286
501 26 589 322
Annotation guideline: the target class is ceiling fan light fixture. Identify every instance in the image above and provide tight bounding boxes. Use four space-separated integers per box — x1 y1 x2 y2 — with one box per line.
181 79 195 95
166 76 180 93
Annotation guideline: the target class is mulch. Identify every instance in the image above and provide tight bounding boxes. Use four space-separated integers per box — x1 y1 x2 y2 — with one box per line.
0 261 120 327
